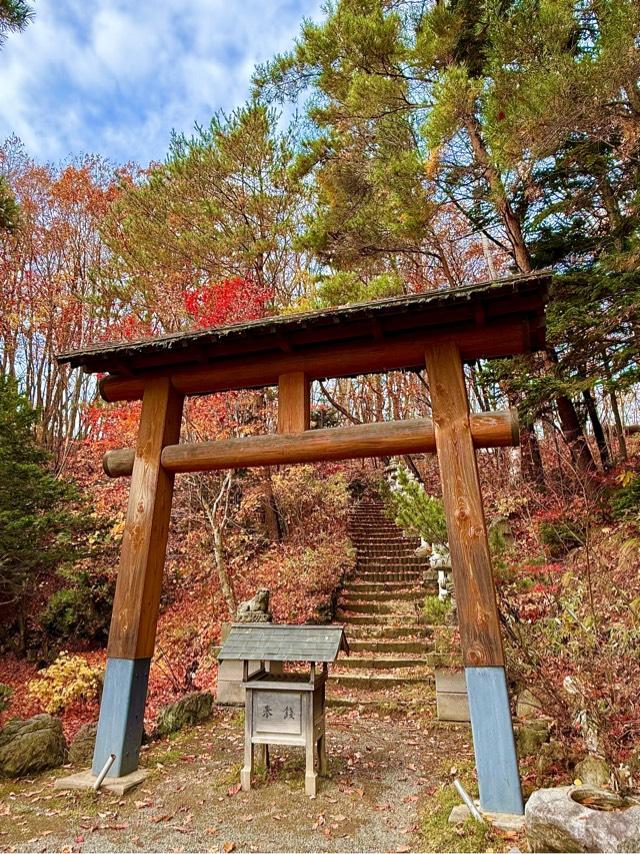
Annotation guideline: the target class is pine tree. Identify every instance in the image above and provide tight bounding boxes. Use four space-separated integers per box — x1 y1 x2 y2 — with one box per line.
258 0 640 477
0 0 33 48
0 376 87 650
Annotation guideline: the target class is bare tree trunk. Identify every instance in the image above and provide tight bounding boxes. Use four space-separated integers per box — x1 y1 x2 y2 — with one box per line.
520 423 546 489
261 467 282 541
603 357 628 461
464 116 533 274
196 472 237 615
212 524 236 615
582 386 611 471
543 350 597 476
464 114 594 476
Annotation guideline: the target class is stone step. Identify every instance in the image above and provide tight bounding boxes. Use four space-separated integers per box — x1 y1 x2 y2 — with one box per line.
338 601 422 615
343 581 421 592
355 569 425 578
328 673 433 689
357 553 428 562
348 639 433 654
338 656 432 670
346 624 431 639
347 528 420 545
339 613 425 626
354 543 423 552
341 590 423 602
354 573 434 584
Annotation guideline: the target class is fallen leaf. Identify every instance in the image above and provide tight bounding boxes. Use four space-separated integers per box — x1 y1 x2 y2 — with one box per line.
74 835 85 844
227 783 241 797
223 842 236 852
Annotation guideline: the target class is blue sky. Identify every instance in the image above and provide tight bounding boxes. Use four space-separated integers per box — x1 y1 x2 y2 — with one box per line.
0 0 322 166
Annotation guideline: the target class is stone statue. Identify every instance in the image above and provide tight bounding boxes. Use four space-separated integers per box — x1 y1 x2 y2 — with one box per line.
430 543 454 603
236 588 272 623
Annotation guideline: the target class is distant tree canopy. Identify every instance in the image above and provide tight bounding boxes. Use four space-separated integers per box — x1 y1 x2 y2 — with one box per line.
256 0 640 478
0 0 639 493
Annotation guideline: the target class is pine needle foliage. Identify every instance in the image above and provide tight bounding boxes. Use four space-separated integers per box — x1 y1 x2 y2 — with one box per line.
384 465 448 546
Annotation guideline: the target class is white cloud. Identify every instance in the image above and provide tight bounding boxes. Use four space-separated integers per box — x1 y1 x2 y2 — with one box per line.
0 0 323 165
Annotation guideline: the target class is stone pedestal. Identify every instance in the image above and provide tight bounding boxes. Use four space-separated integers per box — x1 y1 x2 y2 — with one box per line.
436 668 470 722
54 768 147 795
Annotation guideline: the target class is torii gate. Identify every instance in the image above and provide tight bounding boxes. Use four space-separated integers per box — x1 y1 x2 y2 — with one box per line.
58 271 550 815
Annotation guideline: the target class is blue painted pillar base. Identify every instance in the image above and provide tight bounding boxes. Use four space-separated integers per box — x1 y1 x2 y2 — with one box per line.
465 666 523 815
92 657 151 778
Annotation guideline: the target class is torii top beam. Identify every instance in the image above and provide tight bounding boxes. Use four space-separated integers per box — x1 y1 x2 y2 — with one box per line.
58 272 550 401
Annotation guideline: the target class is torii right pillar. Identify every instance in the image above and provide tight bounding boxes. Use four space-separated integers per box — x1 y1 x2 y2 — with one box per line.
425 342 523 816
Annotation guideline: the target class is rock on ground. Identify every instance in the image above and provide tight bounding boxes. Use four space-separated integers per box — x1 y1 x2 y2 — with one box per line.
0 714 67 777
575 755 611 788
155 690 213 738
515 720 550 758
526 786 640 853
68 721 98 765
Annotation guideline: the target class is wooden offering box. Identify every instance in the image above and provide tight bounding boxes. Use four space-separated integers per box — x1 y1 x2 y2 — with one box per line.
218 624 349 796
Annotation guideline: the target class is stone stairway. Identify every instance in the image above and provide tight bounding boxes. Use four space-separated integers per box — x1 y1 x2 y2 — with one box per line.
328 493 442 706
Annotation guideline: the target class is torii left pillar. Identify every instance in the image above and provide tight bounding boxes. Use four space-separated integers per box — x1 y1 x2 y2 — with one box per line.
92 377 184 778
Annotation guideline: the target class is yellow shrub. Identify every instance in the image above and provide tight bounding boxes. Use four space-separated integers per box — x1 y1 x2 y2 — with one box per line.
28 651 103 713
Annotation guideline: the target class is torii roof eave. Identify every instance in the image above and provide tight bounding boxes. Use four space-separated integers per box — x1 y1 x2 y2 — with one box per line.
58 272 551 380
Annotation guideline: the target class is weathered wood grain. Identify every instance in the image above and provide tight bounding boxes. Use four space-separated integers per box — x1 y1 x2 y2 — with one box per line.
425 342 505 668
107 377 184 660
102 410 519 478
99 320 532 402
278 372 310 434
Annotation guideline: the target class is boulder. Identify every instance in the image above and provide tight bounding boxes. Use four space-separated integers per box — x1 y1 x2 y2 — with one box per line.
526 786 640 853
0 714 67 777
575 756 611 788
536 740 570 775
68 722 98 765
517 688 543 718
515 720 551 758
155 691 213 738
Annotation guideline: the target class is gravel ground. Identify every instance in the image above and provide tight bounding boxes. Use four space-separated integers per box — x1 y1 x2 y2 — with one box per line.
0 706 476 853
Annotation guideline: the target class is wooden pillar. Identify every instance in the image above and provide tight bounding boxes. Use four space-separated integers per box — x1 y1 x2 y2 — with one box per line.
92 377 184 778
278 372 310 434
425 342 522 815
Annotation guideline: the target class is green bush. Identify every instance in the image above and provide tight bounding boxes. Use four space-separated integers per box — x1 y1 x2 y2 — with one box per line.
423 594 451 625
539 518 585 557
611 472 640 519
40 568 114 643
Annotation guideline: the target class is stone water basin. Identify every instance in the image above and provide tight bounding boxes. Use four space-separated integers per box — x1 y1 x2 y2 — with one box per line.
526 785 640 852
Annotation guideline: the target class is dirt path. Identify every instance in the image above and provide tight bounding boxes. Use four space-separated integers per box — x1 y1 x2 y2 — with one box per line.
0 707 516 853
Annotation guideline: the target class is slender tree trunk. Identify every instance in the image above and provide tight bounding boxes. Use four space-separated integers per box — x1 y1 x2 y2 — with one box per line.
582 386 611 471
261 468 282 541
481 231 497 279
464 116 533 274
602 357 627 462
519 423 546 489
465 113 595 476
544 350 597 476
213 525 236 615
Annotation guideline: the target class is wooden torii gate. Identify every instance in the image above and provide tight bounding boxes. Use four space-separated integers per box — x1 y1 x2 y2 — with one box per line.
58 271 550 815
